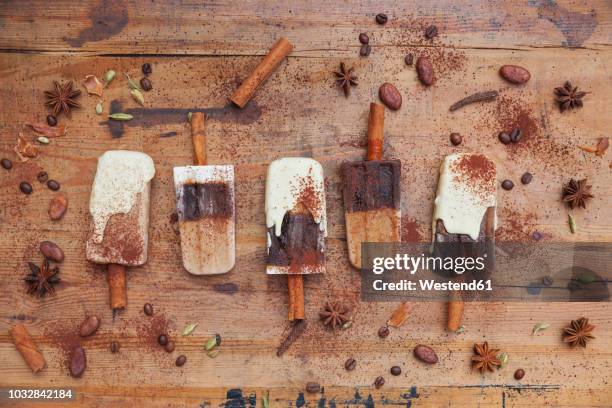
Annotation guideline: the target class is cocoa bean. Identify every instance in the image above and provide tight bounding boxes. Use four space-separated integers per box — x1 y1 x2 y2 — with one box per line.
416 56 435 86
79 316 100 337
305 382 320 393
48 193 68 221
413 344 438 364
39 241 64 263
69 346 86 378
499 65 530 84
378 83 402 110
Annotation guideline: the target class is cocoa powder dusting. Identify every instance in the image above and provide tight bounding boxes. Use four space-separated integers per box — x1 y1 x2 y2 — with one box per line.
451 154 496 201
136 313 172 351
400 216 424 243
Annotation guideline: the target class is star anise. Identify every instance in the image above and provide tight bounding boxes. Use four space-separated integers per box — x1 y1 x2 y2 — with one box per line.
44 80 81 116
562 178 593 209
319 302 349 330
24 259 60 297
554 81 587 112
334 63 357 97
471 341 501 373
563 317 595 348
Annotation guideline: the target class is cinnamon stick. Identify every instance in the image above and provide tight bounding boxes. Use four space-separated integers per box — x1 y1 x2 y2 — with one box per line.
190 112 207 165
230 37 293 108
447 293 464 332
10 323 46 373
107 264 127 311
367 103 385 161
287 274 305 321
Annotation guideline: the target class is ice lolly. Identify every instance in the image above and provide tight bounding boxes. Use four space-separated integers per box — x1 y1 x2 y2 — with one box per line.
431 153 496 331
342 103 401 268
86 150 155 311
173 112 235 275
266 157 326 320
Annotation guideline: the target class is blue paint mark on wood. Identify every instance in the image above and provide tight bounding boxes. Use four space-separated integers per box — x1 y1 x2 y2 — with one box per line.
296 392 305 407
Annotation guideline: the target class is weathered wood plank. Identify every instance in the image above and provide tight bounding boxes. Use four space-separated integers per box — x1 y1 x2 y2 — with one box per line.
0 0 610 55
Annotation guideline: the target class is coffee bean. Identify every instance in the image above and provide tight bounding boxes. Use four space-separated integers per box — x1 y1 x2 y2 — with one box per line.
40 241 64 262
413 344 438 364
532 231 542 241
142 63 152 75
510 128 522 143
46 115 57 127
378 326 390 338
378 83 402 110
499 65 531 85
164 340 175 353
79 315 101 337
450 132 462 146
158 334 168 346
375 13 388 25
19 181 32 195
359 44 371 57
140 77 152 91
425 25 438 39
69 346 87 378
37 171 49 183
374 376 385 389
416 56 435 86
175 355 187 367
48 193 68 221
1 158 12 170
110 341 120 353
47 180 60 191
498 131 511 144
390 366 401 376
306 382 321 393
344 358 357 371
501 180 514 190
521 172 533 185
514 368 525 380
144 303 154 316
358 33 369 44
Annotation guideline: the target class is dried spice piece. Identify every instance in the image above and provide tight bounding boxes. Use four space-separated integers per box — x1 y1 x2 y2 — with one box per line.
555 81 586 111
387 302 410 328
104 70 116 84
450 90 498 111
375 13 388 24
562 178 593 209
497 352 509 368
532 322 550 335
140 77 153 91
563 317 595 347
24 259 60 297
334 63 358 97
26 123 66 138
125 73 141 91
44 81 81 115
46 115 57 126
404 53 414 66
579 137 609 157
514 368 525 380
319 302 349 330
14 134 38 161
131 89 145 105
37 136 50 145
109 113 133 121
568 214 576 234
471 342 501 373
95 101 103 115
83 75 104 96
182 323 198 336
424 25 438 39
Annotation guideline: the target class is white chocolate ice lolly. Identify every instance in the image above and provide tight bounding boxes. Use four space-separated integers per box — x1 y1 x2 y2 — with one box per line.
432 153 496 242
86 150 155 266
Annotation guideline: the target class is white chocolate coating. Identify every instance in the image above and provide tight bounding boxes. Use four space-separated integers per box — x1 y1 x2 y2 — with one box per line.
432 153 496 241
89 150 155 244
265 157 327 247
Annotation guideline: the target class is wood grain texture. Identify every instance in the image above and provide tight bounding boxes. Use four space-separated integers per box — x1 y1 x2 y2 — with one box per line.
0 1 611 406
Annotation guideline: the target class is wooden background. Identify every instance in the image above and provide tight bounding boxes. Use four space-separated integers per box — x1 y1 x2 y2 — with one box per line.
1 0 611 406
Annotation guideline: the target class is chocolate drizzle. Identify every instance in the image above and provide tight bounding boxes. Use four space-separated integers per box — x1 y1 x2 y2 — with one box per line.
179 182 232 221
342 160 401 212
267 211 325 269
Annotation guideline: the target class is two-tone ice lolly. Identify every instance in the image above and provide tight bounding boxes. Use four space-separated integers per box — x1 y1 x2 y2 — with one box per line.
86 150 155 311
342 103 401 268
173 112 235 275
265 157 326 321
431 152 497 331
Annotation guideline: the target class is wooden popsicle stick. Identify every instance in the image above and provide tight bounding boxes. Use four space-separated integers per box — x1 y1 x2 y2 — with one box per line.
108 264 127 311
190 112 207 165
230 38 293 108
367 102 385 161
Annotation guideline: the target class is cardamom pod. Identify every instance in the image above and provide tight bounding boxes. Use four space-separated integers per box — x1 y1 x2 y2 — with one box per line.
497 352 509 368
204 337 217 351
109 113 133 121
182 323 198 336
532 322 549 335
125 73 141 90
187 112 193 121
104 70 116 84
131 88 145 106
568 214 576 234
262 393 269 408
36 136 50 144
206 349 220 358
95 101 103 115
